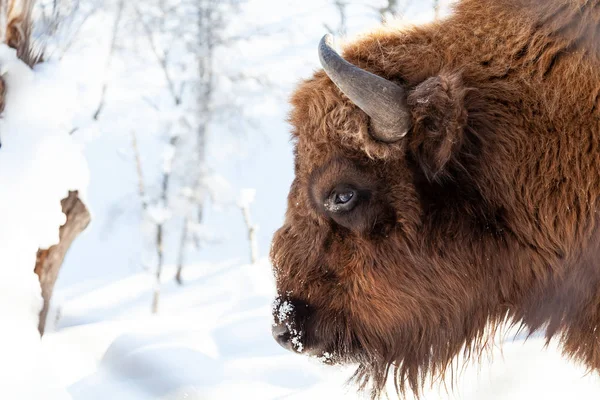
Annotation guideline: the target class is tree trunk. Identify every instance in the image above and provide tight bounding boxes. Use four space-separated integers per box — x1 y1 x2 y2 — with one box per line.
175 218 188 285
241 205 258 264
34 191 90 335
0 74 5 117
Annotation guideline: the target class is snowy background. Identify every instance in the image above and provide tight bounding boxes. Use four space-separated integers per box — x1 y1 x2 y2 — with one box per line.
4 0 598 398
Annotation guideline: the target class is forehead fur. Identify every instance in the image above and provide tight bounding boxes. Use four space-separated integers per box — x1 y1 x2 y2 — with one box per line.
287 27 434 166
288 0 600 179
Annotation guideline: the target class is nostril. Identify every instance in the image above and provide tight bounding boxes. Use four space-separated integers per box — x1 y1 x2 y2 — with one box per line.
272 324 294 351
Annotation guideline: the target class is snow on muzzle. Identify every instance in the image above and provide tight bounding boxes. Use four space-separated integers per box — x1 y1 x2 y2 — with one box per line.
271 296 314 354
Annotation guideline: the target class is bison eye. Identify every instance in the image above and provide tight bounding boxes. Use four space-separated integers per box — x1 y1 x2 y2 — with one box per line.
335 191 354 204
324 186 358 213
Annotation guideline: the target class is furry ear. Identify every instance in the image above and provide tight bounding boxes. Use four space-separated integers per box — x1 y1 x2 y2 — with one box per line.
407 72 469 182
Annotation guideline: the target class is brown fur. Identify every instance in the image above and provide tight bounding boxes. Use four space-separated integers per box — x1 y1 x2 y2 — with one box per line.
271 0 600 397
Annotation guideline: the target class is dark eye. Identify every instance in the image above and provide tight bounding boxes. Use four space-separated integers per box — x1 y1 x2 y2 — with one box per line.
324 187 358 213
335 191 354 204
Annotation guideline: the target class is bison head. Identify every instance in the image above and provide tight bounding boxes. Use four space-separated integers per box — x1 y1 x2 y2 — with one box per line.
271 34 493 394
270 11 600 395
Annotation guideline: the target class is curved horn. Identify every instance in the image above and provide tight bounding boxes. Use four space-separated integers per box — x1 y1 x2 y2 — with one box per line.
318 34 411 143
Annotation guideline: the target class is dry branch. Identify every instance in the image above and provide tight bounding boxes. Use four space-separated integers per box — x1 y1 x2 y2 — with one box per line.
6 0 38 66
35 191 90 334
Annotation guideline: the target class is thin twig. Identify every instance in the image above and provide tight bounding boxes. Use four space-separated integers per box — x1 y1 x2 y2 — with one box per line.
134 4 181 105
333 0 347 35
241 203 258 264
130 130 148 210
56 5 97 59
93 0 125 120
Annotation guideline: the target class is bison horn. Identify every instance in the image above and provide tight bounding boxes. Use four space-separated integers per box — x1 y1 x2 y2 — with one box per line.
318 34 411 143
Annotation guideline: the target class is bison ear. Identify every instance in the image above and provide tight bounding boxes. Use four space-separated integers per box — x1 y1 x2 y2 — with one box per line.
407 73 469 182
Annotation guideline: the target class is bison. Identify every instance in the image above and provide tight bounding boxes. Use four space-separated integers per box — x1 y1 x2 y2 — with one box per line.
270 0 600 397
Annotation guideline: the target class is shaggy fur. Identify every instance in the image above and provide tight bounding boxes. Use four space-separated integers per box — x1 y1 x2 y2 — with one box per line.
270 0 600 397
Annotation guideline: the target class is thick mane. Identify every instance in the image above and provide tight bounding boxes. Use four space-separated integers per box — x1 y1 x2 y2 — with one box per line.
275 0 600 397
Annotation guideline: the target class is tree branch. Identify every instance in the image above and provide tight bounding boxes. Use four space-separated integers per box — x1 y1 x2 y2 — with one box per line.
134 4 181 105
93 0 125 120
35 191 91 335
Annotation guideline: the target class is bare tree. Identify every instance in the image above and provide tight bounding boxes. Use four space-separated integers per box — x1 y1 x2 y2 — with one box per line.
174 0 217 285
378 0 399 22
174 218 189 284
62 0 268 303
379 0 399 16
377 0 415 22
238 189 258 264
35 0 101 59
127 1 191 308
93 0 124 120
325 0 347 36
131 128 166 315
150 135 178 313
129 0 256 307
172 0 269 284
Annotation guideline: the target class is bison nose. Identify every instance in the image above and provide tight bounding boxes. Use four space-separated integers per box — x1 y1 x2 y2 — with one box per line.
272 323 294 352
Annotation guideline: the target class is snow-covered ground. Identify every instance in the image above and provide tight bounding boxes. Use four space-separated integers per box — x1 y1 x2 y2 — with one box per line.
43 258 600 399
44 259 363 399
0 43 87 399
31 0 600 398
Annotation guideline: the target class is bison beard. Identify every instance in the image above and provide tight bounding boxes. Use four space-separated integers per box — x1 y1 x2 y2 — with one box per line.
270 0 600 398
